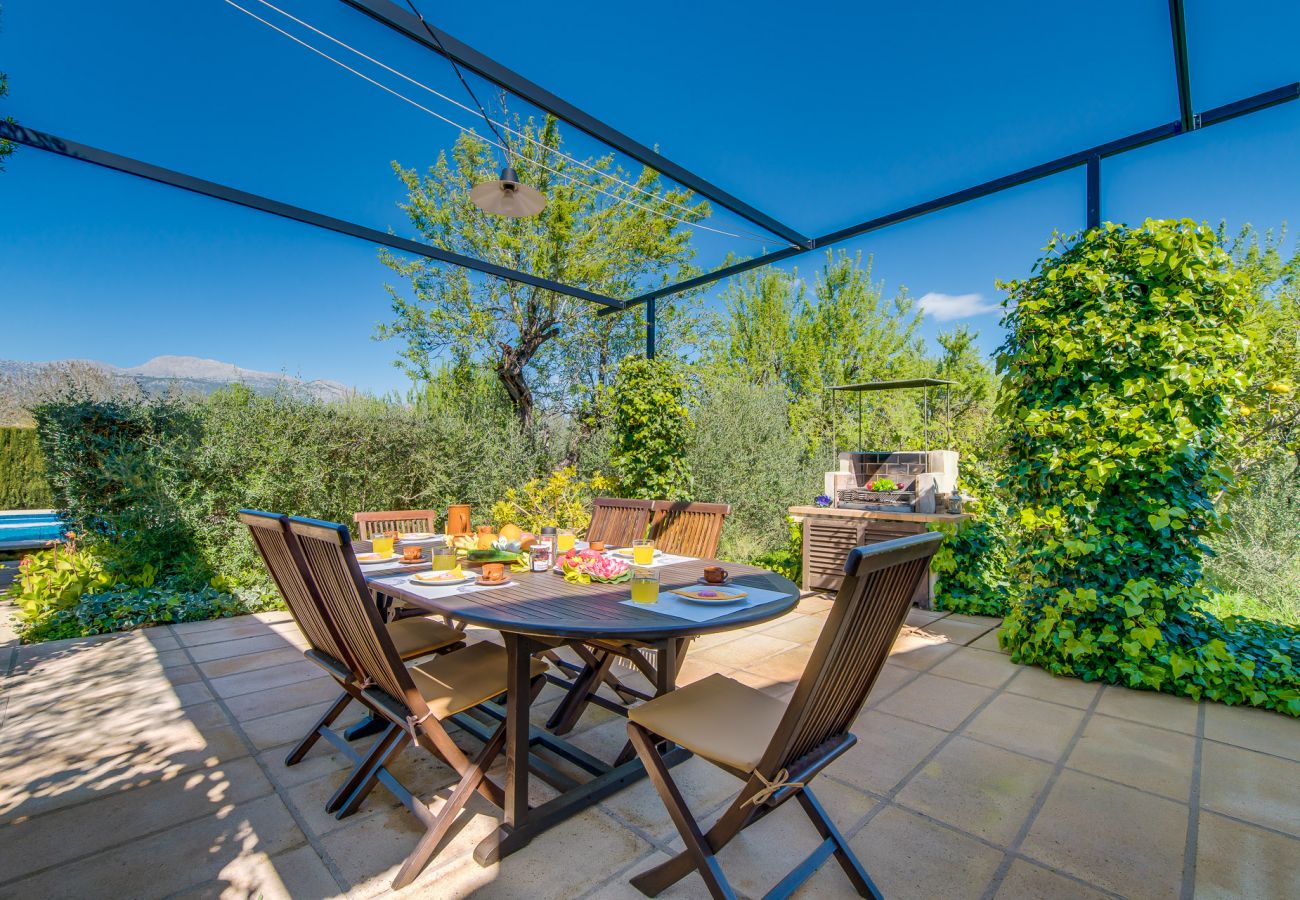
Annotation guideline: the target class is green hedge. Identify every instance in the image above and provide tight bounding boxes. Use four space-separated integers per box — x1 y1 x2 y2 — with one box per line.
0 427 54 509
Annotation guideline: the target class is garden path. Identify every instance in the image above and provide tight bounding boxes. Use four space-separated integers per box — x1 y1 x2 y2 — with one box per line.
0 599 1297 898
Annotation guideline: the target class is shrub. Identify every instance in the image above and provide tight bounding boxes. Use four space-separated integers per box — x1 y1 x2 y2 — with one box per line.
0 426 54 508
998 220 1298 716
750 516 803 585
687 372 827 561
611 356 693 500
491 466 617 534
1205 460 1300 627
9 543 115 632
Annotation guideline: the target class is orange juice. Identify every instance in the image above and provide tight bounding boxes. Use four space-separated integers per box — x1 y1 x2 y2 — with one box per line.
632 540 655 566
372 534 395 557
630 578 659 604
556 529 576 553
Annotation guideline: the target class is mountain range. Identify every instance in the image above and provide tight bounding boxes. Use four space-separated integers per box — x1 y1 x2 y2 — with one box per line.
0 355 354 402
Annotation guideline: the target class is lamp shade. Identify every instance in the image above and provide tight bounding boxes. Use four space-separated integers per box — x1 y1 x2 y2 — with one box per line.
470 166 546 217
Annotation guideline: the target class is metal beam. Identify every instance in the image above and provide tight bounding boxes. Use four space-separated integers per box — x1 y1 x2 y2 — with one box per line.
1168 0 1195 132
645 297 657 359
606 82 1300 315
1 122 625 310
339 0 812 249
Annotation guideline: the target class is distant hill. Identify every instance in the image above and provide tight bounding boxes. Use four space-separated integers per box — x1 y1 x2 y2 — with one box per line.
0 355 354 402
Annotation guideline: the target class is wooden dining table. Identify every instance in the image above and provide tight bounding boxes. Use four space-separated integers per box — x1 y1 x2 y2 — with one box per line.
359 548 800 865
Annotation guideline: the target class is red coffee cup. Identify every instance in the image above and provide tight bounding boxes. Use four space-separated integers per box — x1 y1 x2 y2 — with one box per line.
703 566 729 584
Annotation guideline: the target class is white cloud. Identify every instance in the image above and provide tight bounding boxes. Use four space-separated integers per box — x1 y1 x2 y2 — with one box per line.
917 292 999 321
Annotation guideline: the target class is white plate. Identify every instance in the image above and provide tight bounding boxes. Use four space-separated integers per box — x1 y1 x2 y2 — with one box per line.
410 571 474 586
609 547 663 560
398 532 439 542
678 591 746 605
356 553 398 564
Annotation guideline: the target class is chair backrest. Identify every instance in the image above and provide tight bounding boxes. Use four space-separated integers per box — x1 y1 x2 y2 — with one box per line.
239 509 354 673
287 516 427 719
353 510 438 541
758 531 942 777
586 497 655 547
648 500 731 558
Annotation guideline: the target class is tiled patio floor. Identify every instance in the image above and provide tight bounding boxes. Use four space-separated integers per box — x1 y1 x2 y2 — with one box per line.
2 599 1298 899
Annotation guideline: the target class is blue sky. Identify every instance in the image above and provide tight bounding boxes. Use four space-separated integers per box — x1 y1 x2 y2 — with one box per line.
2 0 1298 394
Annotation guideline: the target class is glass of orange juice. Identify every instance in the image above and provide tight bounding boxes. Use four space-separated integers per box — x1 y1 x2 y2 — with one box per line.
556 528 576 553
630 566 659 604
372 533 395 558
632 539 655 566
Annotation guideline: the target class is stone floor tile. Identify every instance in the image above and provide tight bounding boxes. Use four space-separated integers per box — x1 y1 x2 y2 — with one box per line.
895 736 1054 845
673 657 734 687
794 804 1003 900
240 698 345 753
743 643 813 682
197 647 307 680
692 633 800 670
1203 702 1300 762
207 660 325 700
971 628 1009 654
905 607 950 626
994 859 1111 899
1199 742 1300 837
1006 666 1102 709
175 620 277 648
759 613 826 645
1067 715 1196 800
224 677 342 722
186 632 306 664
412 807 650 900
831 709 947 795
1020 770 1187 900
796 594 833 615
1194 809 1300 899
174 844 344 900
585 850 700 898
728 668 798 700
918 616 997 646
1094 685 1200 735
865 663 917 705
874 673 995 731
930 647 1022 688
286 768 403 838
0 793 306 899
964 693 1086 763
257 742 355 792
888 632 961 671
157 648 194 670
0 756 274 883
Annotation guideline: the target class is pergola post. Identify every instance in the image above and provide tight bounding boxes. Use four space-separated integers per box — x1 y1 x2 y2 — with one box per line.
645 296 657 359
1086 155 1101 230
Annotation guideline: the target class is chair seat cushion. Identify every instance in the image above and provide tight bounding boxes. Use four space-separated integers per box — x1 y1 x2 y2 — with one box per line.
408 642 548 720
386 616 465 659
629 674 787 773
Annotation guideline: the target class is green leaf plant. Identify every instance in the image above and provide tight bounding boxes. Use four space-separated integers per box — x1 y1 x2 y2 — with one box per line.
997 220 1299 716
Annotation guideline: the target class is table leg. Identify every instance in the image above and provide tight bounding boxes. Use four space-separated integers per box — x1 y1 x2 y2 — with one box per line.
503 632 534 828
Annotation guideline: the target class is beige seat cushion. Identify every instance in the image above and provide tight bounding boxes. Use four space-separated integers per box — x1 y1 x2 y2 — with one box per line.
387 616 465 659
408 642 548 720
629 674 787 773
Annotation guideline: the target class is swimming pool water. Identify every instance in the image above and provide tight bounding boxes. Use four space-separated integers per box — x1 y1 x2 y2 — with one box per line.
0 512 65 544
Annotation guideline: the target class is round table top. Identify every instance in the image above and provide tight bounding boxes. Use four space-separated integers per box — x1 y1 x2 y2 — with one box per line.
361 550 800 642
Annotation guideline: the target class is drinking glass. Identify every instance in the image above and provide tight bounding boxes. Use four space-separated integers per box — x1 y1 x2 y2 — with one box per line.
556 528 576 553
630 566 659 604
371 533 395 558
632 539 655 566
430 545 457 571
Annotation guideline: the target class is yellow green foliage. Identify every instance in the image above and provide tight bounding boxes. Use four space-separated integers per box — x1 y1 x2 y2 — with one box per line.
491 466 616 535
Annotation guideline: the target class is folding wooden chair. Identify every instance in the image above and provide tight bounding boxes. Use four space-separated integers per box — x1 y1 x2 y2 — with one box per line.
545 500 731 735
287 515 548 890
625 531 943 899
586 497 655 547
240 510 466 775
353 509 438 540
648 500 731 558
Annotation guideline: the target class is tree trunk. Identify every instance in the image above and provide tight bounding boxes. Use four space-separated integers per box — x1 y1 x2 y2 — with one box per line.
495 326 558 430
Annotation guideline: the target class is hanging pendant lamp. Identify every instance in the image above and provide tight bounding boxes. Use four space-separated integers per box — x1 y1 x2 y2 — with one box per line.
470 165 546 218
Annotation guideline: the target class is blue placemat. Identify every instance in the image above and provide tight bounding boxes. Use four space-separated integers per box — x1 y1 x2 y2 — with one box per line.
619 585 792 623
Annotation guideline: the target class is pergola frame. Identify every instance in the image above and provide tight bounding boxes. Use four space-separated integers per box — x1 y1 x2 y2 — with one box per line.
4 0 1297 356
